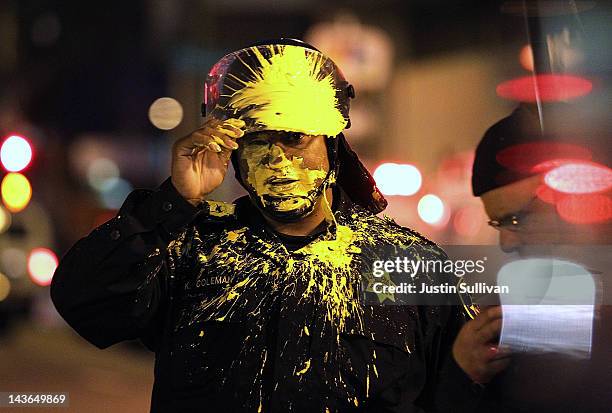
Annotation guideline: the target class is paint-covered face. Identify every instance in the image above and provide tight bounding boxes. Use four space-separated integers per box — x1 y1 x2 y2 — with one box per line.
237 131 330 221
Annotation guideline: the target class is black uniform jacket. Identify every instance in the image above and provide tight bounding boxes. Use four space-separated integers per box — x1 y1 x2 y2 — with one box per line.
51 178 482 412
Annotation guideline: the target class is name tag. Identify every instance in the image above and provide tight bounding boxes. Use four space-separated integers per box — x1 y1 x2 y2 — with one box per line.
196 274 232 287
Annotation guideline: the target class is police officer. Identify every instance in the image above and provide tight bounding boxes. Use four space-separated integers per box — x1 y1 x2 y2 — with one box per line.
51 39 501 412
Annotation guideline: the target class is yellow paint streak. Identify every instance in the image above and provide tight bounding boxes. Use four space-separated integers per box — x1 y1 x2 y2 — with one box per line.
286 258 295 273
168 237 184 257
234 277 251 289
366 364 370 398
226 277 251 301
295 358 311 376
200 245 221 263
457 278 479 320
321 180 337 227
296 222 362 331
227 45 347 136
303 325 309 336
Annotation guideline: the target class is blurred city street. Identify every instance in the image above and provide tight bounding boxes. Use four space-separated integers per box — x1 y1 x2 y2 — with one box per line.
0 321 153 412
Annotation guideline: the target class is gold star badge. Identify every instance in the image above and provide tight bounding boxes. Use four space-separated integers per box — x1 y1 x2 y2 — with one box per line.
365 271 397 304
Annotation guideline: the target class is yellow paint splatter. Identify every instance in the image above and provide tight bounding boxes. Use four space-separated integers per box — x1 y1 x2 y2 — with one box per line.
297 225 360 268
226 228 247 242
226 45 347 136
205 200 235 217
286 257 295 273
175 186 474 407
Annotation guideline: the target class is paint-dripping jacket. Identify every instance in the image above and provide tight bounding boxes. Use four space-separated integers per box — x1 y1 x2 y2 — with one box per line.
51 178 483 413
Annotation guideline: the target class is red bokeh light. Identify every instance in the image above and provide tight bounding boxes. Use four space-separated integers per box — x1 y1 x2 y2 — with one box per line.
453 206 483 237
556 194 612 224
545 162 612 194
497 143 591 174
536 184 561 205
532 158 585 174
437 151 474 184
496 74 592 102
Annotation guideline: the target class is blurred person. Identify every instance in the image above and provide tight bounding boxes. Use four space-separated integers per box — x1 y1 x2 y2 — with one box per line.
471 102 612 412
51 39 501 412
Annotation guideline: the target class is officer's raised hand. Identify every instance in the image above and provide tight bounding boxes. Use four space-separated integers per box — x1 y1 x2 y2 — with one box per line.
452 305 511 384
171 117 245 206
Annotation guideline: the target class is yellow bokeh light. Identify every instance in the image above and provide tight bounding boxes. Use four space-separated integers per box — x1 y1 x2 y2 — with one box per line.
0 272 10 302
1 173 32 213
148 97 183 130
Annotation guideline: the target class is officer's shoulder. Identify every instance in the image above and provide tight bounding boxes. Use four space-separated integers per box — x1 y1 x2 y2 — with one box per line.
349 205 447 257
